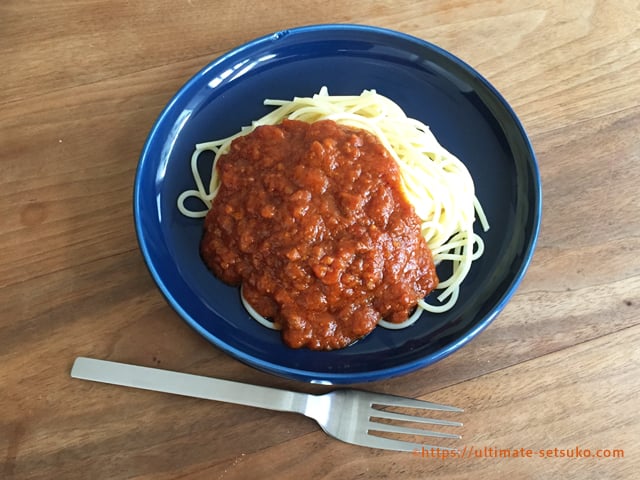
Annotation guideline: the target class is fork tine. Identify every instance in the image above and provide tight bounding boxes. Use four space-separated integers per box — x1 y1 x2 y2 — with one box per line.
368 420 462 439
370 393 463 412
370 408 463 427
359 433 458 453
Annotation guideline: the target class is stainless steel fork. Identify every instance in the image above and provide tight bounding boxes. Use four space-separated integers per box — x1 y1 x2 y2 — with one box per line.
71 357 462 452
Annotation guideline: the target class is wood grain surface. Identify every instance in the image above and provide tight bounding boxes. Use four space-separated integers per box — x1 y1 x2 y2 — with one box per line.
1 1 639 478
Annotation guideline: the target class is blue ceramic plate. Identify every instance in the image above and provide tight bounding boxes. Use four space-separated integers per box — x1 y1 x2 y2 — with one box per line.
134 24 541 383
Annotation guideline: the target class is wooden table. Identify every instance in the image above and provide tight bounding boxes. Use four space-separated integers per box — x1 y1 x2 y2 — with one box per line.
2 1 639 478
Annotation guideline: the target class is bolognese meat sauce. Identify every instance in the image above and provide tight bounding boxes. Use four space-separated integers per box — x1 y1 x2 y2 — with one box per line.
200 119 438 350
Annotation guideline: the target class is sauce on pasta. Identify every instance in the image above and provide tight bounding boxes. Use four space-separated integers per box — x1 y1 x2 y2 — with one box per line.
200 119 438 350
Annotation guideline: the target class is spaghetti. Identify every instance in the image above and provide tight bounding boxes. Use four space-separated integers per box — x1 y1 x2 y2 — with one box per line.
178 87 489 330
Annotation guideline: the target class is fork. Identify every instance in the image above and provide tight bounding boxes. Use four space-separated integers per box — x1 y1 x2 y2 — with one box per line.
71 357 462 452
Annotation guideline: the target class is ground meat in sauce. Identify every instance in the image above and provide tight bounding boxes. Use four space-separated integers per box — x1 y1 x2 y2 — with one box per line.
200 119 438 350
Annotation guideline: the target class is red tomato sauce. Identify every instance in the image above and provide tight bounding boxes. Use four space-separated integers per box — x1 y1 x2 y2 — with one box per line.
200 119 437 350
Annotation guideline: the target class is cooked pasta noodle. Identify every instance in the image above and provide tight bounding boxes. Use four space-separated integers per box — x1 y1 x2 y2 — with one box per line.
177 87 489 330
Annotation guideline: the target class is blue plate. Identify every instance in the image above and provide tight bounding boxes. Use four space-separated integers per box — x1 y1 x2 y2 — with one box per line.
134 24 541 383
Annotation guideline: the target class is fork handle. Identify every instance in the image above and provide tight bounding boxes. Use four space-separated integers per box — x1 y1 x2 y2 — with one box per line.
71 357 309 414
